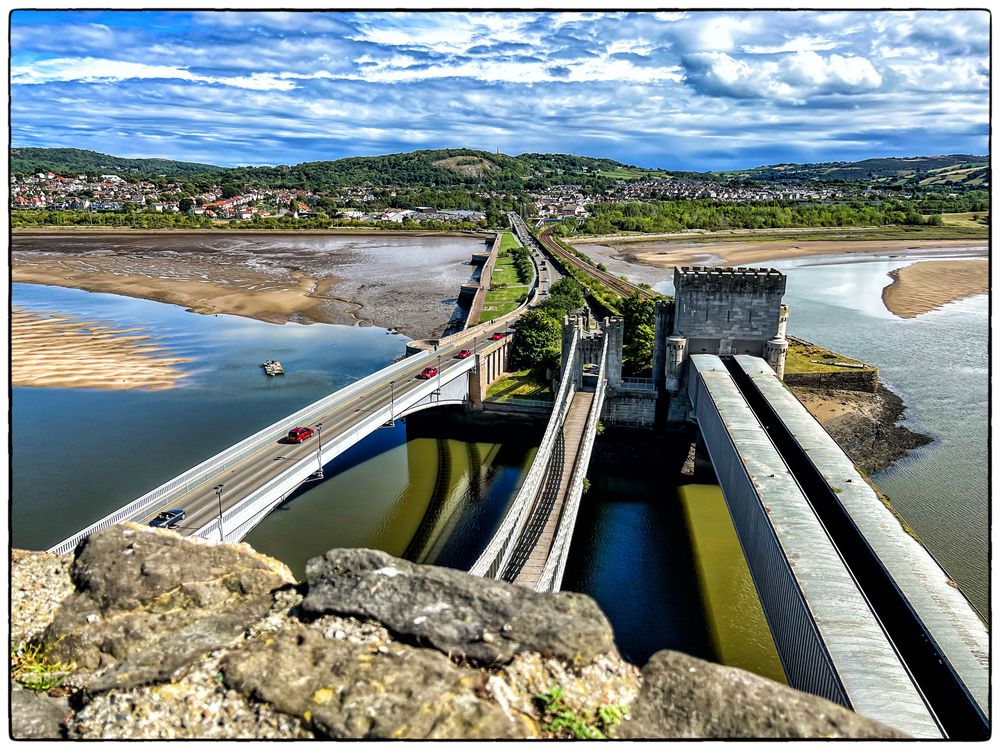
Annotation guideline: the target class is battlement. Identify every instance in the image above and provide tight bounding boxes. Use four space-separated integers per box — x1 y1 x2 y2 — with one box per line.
675 266 787 295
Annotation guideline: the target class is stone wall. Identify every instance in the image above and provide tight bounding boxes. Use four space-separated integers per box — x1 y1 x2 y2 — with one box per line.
784 369 879 393
673 267 786 355
602 389 657 427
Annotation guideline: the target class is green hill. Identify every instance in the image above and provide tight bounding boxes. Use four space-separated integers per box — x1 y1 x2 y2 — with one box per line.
721 154 988 190
9 148 221 178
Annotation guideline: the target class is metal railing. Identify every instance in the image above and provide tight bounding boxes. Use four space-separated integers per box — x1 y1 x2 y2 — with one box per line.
536 334 609 592
468 334 579 578
485 397 554 409
47 345 449 555
620 377 655 392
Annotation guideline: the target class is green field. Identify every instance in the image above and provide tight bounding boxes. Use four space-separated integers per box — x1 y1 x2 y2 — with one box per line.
480 232 530 323
597 168 671 180
936 211 989 229
784 341 872 375
485 368 553 401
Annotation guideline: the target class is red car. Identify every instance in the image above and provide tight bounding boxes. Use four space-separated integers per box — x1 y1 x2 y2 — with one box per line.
455 349 472 359
490 332 505 341
287 426 315 443
417 366 439 379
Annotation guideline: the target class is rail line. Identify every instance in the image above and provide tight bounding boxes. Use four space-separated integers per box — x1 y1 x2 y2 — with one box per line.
535 225 658 301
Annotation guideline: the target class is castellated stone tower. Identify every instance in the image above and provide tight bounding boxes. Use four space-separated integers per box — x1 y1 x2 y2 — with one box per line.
663 266 790 399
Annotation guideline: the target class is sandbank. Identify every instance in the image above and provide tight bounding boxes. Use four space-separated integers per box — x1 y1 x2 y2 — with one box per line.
881 259 988 318
13 262 342 326
12 307 192 391
620 238 987 270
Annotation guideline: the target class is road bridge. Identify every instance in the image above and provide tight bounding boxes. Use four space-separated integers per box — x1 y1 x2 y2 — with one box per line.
49 222 607 597
50 223 542 556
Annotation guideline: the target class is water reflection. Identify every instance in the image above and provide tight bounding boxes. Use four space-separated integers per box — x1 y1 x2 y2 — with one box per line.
245 411 540 578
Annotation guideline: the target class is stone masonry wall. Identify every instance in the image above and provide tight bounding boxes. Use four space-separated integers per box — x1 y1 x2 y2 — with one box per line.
784 369 878 393
673 267 786 344
602 390 657 427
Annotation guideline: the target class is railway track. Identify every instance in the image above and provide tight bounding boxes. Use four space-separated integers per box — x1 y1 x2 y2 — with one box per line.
535 225 658 301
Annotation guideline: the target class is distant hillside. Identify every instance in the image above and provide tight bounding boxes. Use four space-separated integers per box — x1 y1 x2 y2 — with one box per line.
722 154 989 190
9 146 988 194
7 146 657 192
10 148 220 178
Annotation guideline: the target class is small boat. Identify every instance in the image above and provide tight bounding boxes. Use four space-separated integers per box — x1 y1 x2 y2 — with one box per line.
262 359 285 376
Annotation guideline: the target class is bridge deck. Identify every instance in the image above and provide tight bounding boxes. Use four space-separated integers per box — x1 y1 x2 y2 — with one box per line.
504 390 594 588
733 354 989 723
689 354 941 738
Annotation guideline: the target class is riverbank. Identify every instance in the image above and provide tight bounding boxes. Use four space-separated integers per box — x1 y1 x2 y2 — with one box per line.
597 238 986 272
12 227 488 238
12 307 191 391
881 259 988 318
788 384 932 474
12 232 485 338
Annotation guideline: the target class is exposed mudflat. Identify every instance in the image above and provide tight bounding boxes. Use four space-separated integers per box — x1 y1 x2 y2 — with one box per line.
12 232 488 338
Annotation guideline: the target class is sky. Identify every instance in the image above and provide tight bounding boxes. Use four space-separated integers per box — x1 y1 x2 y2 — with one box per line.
8 9 991 171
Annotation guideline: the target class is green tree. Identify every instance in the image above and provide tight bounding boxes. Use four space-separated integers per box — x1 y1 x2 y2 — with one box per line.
511 309 562 370
619 292 657 376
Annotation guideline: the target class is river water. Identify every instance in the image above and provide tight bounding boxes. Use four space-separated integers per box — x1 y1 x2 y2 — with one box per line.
11 282 538 568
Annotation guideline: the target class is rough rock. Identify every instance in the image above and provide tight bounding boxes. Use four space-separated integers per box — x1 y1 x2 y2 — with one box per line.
10 549 74 644
301 547 616 666
10 682 71 739
221 625 536 739
40 524 295 688
612 650 907 739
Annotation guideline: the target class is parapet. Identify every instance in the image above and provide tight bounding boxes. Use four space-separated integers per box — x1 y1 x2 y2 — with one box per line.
674 266 787 295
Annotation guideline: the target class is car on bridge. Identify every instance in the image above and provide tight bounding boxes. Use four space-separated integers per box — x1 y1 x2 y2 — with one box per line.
149 509 185 528
455 349 472 359
287 426 315 443
417 366 438 379
490 332 505 340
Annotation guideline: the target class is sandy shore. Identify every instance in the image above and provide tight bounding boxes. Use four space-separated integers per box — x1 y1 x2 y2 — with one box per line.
12 232 484 337
882 259 988 318
12 307 192 391
13 262 343 327
618 238 987 270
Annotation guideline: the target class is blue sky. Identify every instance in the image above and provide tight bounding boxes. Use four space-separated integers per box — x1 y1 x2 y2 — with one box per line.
9 10 990 170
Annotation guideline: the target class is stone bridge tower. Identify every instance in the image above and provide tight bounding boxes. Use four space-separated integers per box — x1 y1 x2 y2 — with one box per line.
663 266 790 419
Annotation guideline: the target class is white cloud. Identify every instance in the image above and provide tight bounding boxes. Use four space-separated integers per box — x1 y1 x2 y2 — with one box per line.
684 50 882 100
11 57 298 91
742 35 837 54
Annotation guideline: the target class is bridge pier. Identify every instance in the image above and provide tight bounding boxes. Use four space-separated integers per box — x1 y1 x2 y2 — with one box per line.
468 337 511 411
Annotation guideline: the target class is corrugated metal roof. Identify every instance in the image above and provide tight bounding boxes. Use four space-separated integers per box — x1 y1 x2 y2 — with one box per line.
734 354 989 719
690 355 941 738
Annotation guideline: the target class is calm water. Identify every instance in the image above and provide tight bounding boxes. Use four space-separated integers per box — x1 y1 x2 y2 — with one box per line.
561 440 784 674
245 414 539 578
11 283 536 566
655 250 989 616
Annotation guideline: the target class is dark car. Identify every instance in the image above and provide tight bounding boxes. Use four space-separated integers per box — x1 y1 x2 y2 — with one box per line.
417 366 439 379
455 349 472 359
287 426 315 443
490 332 505 340
150 509 185 528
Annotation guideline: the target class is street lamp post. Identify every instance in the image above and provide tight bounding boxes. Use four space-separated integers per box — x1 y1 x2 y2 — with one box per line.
389 380 395 422
315 422 324 476
437 355 442 395
213 484 225 542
